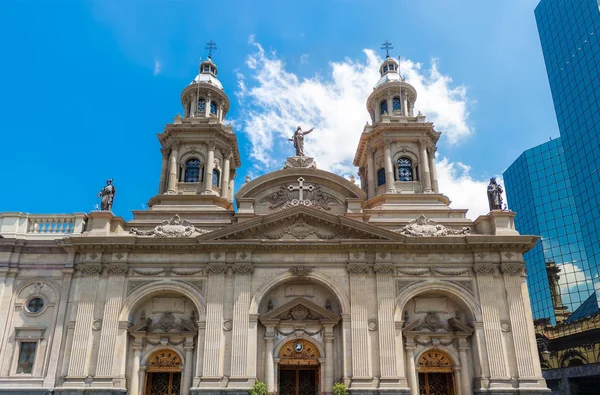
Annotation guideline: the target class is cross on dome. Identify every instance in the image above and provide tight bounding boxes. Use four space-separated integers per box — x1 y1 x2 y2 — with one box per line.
381 40 394 58
205 40 217 58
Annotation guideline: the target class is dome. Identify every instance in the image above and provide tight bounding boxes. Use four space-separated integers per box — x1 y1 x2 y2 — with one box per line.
189 57 224 90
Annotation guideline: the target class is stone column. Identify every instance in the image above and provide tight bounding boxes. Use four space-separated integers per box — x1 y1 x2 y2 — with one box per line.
474 264 509 382
139 366 147 395
192 92 198 117
43 268 74 388
383 142 395 194
247 314 259 378
221 151 232 199
201 264 225 378
230 264 252 378
366 148 376 198
374 266 398 382
264 333 276 393
348 264 371 380
458 341 472 395
194 320 206 385
182 341 195 395
205 95 211 117
324 326 335 394
405 343 418 395
129 343 143 395
67 265 101 378
419 140 432 193
167 143 180 194
158 148 169 194
402 92 408 117
428 148 439 193
203 141 216 194
502 264 536 379
96 266 128 377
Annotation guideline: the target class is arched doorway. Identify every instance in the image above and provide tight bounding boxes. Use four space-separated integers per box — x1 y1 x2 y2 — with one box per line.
416 350 455 395
145 349 183 395
278 339 320 395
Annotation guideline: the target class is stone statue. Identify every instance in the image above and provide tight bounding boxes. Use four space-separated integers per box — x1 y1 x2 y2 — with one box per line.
487 177 504 211
97 179 116 211
288 126 314 157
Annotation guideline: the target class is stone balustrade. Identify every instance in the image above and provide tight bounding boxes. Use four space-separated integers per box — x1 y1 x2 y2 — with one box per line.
0 212 87 238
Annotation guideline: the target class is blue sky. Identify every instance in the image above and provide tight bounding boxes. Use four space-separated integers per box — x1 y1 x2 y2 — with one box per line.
0 0 557 220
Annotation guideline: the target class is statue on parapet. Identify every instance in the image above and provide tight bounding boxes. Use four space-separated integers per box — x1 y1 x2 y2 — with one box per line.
97 179 116 211
288 126 315 157
487 177 504 211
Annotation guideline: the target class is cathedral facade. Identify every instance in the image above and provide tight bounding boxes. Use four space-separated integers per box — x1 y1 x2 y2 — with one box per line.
0 54 549 395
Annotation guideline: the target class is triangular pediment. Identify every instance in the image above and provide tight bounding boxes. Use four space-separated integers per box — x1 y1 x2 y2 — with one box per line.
198 206 404 241
259 297 340 324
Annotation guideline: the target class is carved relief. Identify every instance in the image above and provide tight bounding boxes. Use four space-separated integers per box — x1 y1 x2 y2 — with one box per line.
233 264 254 275
263 218 339 240
289 267 313 276
76 265 103 276
279 339 320 360
474 264 497 275
129 215 212 237
373 265 394 274
127 281 153 295
259 178 338 211
147 350 182 370
347 264 369 274
393 215 471 237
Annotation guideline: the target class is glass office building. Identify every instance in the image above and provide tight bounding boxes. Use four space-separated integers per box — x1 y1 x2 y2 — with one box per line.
504 139 594 325
532 0 600 321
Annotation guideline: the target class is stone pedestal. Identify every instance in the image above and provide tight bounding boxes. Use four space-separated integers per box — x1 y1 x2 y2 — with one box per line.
283 156 317 169
85 211 126 236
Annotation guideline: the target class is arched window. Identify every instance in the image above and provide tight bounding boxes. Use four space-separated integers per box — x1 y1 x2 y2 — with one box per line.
184 159 201 182
393 96 401 111
197 99 206 114
210 101 217 115
397 157 413 181
212 169 220 187
380 100 388 115
377 168 386 186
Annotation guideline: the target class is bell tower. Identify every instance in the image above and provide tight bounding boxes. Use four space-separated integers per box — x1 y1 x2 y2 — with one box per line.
354 42 467 222
132 42 241 226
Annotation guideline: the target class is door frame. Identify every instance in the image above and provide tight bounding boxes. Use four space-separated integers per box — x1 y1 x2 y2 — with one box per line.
278 365 320 395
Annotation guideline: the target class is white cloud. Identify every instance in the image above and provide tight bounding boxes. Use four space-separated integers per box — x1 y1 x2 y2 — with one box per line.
435 157 502 219
153 60 161 76
558 263 593 293
235 38 484 217
300 54 310 64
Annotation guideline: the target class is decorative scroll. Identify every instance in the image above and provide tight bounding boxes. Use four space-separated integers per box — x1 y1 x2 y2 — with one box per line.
417 350 453 372
129 215 212 237
277 327 323 337
147 350 183 371
393 215 471 237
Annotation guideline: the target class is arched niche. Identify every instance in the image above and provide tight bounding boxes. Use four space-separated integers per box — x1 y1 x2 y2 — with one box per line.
250 271 349 315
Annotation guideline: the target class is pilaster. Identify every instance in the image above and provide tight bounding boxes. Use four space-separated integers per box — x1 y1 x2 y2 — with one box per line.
374 265 400 385
230 263 253 379
66 264 102 380
43 268 74 388
96 265 128 378
200 263 226 382
347 263 372 385
501 263 545 387
473 263 511 388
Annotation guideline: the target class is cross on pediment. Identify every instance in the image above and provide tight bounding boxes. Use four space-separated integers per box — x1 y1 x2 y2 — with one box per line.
288 177 314 201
